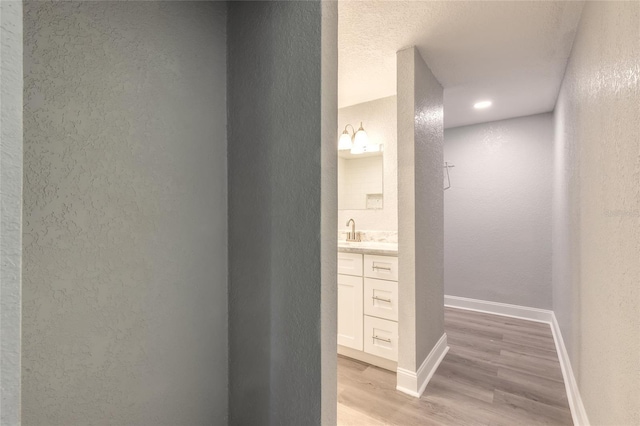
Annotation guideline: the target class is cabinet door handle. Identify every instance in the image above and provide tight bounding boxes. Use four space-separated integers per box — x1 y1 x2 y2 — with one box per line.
372 335 391 343
372 264 392 271
372 296 392 303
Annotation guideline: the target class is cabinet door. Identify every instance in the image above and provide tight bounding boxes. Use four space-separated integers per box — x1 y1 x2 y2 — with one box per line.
337 274 363 350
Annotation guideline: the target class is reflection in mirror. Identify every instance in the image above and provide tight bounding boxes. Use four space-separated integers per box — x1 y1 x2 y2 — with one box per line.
338 150 383 210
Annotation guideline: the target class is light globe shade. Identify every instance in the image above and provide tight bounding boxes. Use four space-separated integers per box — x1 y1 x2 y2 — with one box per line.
338 132 352 150
351 125 368 154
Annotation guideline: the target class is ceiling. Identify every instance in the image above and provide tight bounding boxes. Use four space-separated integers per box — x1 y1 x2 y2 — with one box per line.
338 1 585 128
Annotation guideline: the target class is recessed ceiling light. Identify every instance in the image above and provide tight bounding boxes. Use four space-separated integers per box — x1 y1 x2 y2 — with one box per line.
474 100 492 109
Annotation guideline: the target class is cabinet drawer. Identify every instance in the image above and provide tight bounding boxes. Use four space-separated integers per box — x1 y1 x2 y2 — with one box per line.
364 316 398 361
338 252 363 276
364 278 398 321
364 255 398 281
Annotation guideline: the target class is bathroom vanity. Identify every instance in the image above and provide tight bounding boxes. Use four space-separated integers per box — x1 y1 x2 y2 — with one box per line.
337 243 398 371
337 108 399 371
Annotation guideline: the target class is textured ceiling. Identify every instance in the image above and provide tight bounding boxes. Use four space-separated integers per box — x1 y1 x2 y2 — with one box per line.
339 1 585 128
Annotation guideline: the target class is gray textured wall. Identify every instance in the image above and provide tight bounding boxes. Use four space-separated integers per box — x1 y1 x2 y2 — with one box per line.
553 1 640 424
397 47 444 372
444 114 553 309
22 2 228 424
228 1 336 424
1 1 23 424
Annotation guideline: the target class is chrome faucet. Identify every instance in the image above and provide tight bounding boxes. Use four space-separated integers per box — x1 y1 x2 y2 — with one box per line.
346 218 361 242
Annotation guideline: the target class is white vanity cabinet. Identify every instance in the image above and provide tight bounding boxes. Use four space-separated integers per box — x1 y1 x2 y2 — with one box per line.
338 250 399 370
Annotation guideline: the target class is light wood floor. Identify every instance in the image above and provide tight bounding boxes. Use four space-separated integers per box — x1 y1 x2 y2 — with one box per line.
337 307 573 426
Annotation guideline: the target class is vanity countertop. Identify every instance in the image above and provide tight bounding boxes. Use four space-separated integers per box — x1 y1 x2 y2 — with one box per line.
338 241 398 256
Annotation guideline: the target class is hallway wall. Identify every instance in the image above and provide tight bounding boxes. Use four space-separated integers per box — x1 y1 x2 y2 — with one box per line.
553 1 640 424
397 47 444 375
0 1 23 424
22 3 228 424
227 1 337 424
444 113 553 309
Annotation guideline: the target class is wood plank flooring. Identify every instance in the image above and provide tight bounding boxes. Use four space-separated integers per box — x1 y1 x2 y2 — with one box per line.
337 307 573 426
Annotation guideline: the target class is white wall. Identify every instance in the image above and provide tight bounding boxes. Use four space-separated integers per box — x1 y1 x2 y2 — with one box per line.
22 3 228 424
338 156 346 208
444 113 553 309
0 1 23 424
553 1 640 424
397 47 444 374
338 96 397 232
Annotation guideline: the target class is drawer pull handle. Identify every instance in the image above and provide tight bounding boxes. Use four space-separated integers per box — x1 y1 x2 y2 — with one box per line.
372 264 392 271
372 296 392 303
372 335 391 343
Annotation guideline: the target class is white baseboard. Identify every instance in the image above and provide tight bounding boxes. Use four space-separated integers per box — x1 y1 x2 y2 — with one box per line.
550 313 590 426
396 333 449 398
444 295 589 426
444 295 554 323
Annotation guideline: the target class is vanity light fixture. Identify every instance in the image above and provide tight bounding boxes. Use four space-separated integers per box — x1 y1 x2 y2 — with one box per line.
338 124 355 150
338 122 370 154
473 100 492 109
351 122 369 154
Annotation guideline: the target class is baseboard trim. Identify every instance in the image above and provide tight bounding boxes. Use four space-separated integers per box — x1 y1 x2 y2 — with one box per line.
444 295 554 324
444 295 589 426
396 333 449 398
550 313 590 426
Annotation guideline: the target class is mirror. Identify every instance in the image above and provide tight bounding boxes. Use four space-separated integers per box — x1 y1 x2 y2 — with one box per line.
338 150 383 210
